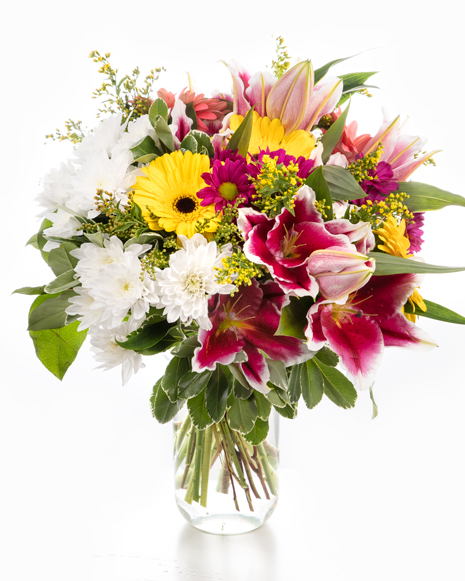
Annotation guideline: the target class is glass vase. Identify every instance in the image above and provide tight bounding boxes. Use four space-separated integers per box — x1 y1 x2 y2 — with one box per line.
173 409 279 535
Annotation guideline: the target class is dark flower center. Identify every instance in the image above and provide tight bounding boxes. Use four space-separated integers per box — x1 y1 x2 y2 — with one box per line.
175 196 197 214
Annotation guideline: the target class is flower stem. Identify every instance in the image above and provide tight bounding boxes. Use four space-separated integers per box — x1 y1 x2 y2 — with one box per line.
180 427 196 490
192 429 205 504
257 443 278 496
219 420 253 511
200 426 213 508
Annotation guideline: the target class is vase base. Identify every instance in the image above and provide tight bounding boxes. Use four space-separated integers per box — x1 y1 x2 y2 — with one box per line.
176 497 278 535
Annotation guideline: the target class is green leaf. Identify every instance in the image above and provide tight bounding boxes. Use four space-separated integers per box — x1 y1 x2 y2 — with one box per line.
275 402 298 419
185 102 198 130
255 391 272 420
117 319 176 351
276 296 310 340
190 130 215 158
314 53 361 84
227 395 258 434
171 335 201 358
314 359 357 409
161 356 190 402
233 378 254 400
140 336 180 355
187 389 214 430
153 116 175 151
403 299 465 325
338 71 378 93
28 290 75 331
84 232 106 247
13 285 46 296
300 359 324 409
314 346 339 367
243 417 269 446
28 293 87 380
369 252 465 276
44 270 79 294
148 98 169 124
288 363 302 404
265 386 288 408
226 106 255 157
304 165 334 220
321 165 367 201
151 379 185 424
227 362 250 388
178 369 212 400
320 100 351 165
180 134 198 154
267 359 288 390
205 366 232 422
26 233 39 249
395 182 465 212
130 135 161 163
37 218 53 251
47 242 79 277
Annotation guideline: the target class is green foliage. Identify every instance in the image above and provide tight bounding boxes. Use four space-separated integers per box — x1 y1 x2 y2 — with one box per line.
271 36 291 79
320 100 351 166
44 270 80 294
321 165 367 201
178 369 212 400
337 72 378 106
300 359 324 409
28 294 87 380
227 394 258 434
243 417 269 445
161 357 190 402
205 366 232 422
187 389 214 430
151 379 185 424
369 252 465 276
116 319 176 351
313 359 357 409
13 286 46 296
226 106 255 157
130 135 162 163
28 290 76 331
314 53 361 85
148 98 169 124
396 182 465 212
403 299 465 325
304 165 334 220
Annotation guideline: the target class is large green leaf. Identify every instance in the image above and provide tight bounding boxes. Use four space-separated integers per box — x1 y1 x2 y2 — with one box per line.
149 98 169 124
116 319 175 351
314 347 339 367
44 270 79 294
171 335 201 358
314 53 361 85
153 116 175 151
255 391 272 420
180 134 198 154
320 100 351 165
304 166 334 220
178 369 212 399
395 182 465 212
276 297 309 340
243 417 269 446
314 359 357 409
28 294 87 380
13 285 46 296
47 243 79 277
227 395 257 434
205 366 232 422
267 359 288 390
369 252 465 276
288 364 302 404
403 299 465 325
339 71 378 93
321 165 366 201
300 359 324 409
28 290 75 331
187 388 214 430
151 379 185 424
130 135 161 163
226 106 255 157
161 356 190 402
190 130 215 158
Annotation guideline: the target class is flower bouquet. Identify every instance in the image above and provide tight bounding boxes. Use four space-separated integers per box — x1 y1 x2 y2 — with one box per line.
16 42 465 534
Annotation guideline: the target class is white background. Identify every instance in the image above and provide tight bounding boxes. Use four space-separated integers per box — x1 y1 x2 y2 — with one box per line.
1 1 465 580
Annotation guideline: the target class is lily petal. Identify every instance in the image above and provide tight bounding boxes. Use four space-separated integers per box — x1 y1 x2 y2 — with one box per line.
245 71 275 117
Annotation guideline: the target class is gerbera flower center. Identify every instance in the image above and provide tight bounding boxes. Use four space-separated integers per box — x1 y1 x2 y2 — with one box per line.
184 273 206 297
218 182 239 201
174 195 198 215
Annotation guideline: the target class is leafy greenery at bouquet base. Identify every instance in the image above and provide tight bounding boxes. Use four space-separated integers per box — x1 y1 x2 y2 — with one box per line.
14 38 465 511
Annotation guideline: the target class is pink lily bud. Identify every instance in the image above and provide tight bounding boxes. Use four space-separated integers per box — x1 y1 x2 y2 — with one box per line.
300 77 343 131
266 60 314 134
308 246 375 301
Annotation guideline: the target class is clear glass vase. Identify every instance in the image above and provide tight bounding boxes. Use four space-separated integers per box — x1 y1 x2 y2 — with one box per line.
173 409 279 535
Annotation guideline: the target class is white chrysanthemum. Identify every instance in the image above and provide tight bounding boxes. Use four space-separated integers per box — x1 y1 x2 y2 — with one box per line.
69 150 137 218
74 114 126 162
112 115 158 158
65 286 103 331
90 320 145 386
155 233 235 330
36 161 77 216
71 236 151 286
42 208 82 251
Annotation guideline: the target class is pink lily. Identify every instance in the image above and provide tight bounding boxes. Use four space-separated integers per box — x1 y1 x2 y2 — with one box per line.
245 70 276 117
266 60 314 134
192 279 310 394
305 273 437 391
169 99 193 146
299 76 343 132
220 60 252 116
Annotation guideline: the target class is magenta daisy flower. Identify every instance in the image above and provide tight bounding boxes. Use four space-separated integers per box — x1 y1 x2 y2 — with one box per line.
198 158 255 212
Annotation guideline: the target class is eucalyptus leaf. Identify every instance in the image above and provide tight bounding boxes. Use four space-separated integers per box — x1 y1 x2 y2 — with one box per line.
227 395 258 434
300 359 324 409
304 165 334 220
44 270 79 294
395 182 465 212
369 252 465 276
161 357 190 402
320 100 351 165
403 299 465 325
187 389 214 430
321 165 367 201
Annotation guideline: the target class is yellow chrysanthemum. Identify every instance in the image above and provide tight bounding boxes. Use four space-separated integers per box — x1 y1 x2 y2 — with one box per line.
230 111 316 158
131 151 219 238
374 216 427 322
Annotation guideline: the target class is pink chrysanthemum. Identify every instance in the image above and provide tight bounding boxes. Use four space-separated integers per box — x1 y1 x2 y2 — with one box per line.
247 148 315 182
198 157 254 212
405 212 425 253
357 161 399 205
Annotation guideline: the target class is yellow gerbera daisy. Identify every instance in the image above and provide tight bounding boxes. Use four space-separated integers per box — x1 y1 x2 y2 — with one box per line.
374 216 427 322
229 111 316 159
131 151 218 238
